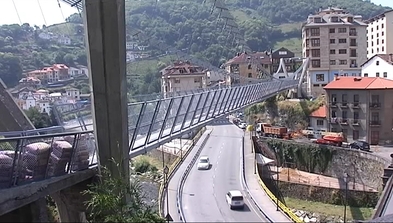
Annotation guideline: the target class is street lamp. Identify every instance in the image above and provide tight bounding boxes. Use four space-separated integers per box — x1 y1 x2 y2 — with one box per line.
343 172 349 223
163 165 170 223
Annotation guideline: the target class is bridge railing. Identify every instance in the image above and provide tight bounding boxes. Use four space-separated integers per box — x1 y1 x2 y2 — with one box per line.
0 130 97 190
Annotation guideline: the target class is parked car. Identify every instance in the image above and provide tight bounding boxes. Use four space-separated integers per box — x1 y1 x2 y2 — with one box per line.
349 141 370 152
238 123 247 129
226 190 244 209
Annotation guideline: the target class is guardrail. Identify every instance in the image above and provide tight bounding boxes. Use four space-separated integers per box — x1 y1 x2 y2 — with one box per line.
177 130 212 222
158 127 206 217
373 174 393 218
252 138 303 223
240 135 274 222
0 130 97 190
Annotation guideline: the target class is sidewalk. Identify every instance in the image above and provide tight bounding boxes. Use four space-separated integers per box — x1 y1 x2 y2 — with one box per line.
243 131 292 222
163 127 213 222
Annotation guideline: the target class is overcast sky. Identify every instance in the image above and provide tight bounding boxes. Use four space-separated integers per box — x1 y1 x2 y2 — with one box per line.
0 0 392 27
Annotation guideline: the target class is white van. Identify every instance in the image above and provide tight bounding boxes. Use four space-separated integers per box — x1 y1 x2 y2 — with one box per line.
226 190 244 209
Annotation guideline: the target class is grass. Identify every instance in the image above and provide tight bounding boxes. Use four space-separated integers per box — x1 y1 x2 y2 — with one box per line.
274 37 302 57
126 55 173 76
46 23 81 37
278 22 302 33
231 9 254 22
285 197 374 221
133 155 164 171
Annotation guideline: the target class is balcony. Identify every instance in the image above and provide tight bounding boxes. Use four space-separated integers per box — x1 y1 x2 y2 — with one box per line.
349 31 357 36
352 102 360 108
340 119 349 125
350 42 357 47
340 102 348 108
330 117 339 124
370 120 381 126
330 101 337 107
350 53 357 57
369 102 381 109
352 119 360 125
350 64 358 68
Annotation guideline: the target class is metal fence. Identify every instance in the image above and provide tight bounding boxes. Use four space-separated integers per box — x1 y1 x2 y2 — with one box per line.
0 130 97 190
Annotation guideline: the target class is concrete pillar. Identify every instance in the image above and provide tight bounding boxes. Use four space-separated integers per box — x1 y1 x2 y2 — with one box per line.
82 0 129 178
0 198 48 223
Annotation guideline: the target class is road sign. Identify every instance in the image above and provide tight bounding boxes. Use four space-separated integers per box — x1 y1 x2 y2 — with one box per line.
165 213 173 222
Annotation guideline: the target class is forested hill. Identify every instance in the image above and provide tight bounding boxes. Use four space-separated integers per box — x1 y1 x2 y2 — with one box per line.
124 0 389 66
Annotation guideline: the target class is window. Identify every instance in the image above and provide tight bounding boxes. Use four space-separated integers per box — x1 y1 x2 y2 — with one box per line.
372 95 379 103
310 28 320 36
339 49 347 54
339 60 347 65
376 72 380 77
353 130 359 140
354 111 359 120
342 111 348 119
330 17 339 22
248 64 252 69
330 60 336 65
248 73 252 78
278 51 287 55
382 31 385 36
383 39 385 44
329 28 335 33
316 74 324 82
314 17 322 23
372 112 379 121
350 39 357 46
317 120 324 126
354 94 359 103
338 28 347 33
311 59 321 68
347 17 353 23
342 94 348 103
330 39 335 44
350 49 357 57
311 49 320 57
382 46 385 52
311 38 320 46
382 23 384 28
376 61 379 66
364 73 368 77
384 72 387 78
339 39 347 43
330 49 336 54
332 110 337 117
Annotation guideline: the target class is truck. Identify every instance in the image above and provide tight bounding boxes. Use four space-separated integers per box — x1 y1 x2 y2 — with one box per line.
256 123 292 139
312 132 344 147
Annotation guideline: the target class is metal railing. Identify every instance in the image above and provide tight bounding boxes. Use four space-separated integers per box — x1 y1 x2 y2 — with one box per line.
0 130 97 190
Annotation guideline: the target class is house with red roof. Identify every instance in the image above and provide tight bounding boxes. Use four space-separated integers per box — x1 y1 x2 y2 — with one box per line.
323 76 393 145
309 105 327 132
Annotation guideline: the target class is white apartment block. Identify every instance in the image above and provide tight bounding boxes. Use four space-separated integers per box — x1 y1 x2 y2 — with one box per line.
302 7 367 97
366 10 393 59
361 54 393 79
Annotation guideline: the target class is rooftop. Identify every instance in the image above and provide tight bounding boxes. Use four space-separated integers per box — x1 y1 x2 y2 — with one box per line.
324 77 393 90
161 60 206 76
361 54 393 67
303 7 366 27
225 52 271 65
366 9 393 24
309 105 326 118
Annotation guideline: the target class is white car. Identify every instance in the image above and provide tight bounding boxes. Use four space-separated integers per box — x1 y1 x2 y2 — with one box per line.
226 190 244 209
197 156 210 170
238 123 247 129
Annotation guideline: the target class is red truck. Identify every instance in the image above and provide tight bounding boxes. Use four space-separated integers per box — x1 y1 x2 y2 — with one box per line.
256 123 292 139
313 134 344 147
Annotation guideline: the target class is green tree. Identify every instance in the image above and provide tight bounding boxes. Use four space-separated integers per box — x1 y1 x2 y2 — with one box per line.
0 52 23 87
24 107 52 128
64 53 75 66
66 13 83 24
83 164 165 223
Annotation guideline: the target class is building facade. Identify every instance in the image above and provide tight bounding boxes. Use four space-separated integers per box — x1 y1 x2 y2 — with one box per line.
309 105 328 132
302 7 367 97
324 76 393 145
361 54 393 79
223 52 272 84
161 61 207 94
271 47 299 73
27 64 70 84
366 10 393 59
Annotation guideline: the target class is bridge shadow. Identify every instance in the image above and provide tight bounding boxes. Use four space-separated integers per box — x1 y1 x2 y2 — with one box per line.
231 203 251 212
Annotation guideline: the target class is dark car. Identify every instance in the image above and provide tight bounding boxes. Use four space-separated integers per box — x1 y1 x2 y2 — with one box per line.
349 141 370 152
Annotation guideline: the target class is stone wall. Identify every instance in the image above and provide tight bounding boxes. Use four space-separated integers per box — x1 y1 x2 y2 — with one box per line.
277 181 379 208
255 137 388 190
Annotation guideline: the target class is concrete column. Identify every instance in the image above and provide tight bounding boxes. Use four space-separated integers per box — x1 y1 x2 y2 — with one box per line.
82 0 129 178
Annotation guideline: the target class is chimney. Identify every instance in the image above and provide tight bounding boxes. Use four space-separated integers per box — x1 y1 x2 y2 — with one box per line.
334 73 339 81
389 53 393 62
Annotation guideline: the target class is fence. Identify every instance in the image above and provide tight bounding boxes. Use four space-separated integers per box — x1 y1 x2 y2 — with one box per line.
0 130 97 190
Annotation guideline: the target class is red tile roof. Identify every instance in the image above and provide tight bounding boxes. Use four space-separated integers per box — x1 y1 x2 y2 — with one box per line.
310 105 326 118
225 52 271 65
323 77 393 90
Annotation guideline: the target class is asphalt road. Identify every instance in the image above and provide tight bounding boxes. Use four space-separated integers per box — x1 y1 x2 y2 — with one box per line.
181 122 268 222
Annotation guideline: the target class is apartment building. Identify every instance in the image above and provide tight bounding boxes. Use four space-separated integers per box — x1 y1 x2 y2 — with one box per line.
223 52 271 84
324 76 393 145
27 64 70 84
361 54 393 79
366 10 393 58
161 60 207 94
302 7 367 97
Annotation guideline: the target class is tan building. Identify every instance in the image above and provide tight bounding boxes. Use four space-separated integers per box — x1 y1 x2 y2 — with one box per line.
324 76 393 145
27 64 70 84
302 7 367 97
366 10 393 58
161 61 207 94
223 52 272 84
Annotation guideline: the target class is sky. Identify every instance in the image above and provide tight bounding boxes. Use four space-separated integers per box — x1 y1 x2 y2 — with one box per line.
0 0 392 27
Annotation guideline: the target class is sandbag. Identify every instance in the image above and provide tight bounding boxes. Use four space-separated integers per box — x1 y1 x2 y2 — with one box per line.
25 142 50 155
51 140 73 159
